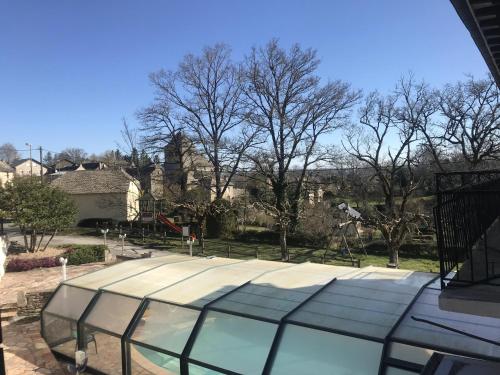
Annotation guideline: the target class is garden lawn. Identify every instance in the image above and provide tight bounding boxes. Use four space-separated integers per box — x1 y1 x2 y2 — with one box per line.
126 234 440 273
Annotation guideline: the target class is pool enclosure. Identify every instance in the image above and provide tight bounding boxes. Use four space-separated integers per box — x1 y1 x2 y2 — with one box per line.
41 254 500 374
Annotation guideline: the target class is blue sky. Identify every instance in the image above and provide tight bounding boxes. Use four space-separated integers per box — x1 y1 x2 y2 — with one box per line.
0 0 489 157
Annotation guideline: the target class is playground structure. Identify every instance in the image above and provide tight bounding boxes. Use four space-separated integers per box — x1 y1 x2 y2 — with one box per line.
324 202 366 260
157 212 196 240
138 193 197 240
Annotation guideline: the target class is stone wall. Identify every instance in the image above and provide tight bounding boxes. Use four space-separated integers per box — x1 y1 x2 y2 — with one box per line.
17 290 53 317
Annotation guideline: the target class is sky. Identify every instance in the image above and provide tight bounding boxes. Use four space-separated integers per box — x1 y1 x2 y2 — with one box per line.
0 0 490 158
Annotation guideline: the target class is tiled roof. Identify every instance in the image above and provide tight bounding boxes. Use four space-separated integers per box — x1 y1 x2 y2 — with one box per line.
50 169 136 194
12 158 42 167
0 160 14 173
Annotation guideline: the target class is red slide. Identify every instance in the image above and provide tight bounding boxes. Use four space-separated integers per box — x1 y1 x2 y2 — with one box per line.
157 213 196 240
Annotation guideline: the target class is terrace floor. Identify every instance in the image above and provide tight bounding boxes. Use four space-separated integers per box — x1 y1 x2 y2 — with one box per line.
0 263 105 307
2 317 67 375
1 263 106 374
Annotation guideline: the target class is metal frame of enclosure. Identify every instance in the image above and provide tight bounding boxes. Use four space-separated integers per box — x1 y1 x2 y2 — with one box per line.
41 254 500 375
434 170 500 288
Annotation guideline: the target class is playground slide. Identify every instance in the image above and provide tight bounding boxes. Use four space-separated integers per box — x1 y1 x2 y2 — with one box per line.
157 213 196 240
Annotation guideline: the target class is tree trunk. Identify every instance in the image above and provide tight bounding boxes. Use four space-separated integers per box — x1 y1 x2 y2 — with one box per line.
279 224 288 261
30 230 37 252
42 230 57 251
388 244 399 268
36 231 45 252
22 228 29 252
288 201 300 234
198 217 205 254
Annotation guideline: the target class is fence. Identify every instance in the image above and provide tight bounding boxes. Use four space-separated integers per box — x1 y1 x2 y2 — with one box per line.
434 170 500 288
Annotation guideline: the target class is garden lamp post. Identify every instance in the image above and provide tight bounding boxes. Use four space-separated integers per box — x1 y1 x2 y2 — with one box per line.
101 228 109 246
187 237 193 257
59 257 68 281
119 233 127 255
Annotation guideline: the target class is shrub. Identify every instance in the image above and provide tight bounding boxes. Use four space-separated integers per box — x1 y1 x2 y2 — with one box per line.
77 218 116 228
206 201 238 239
234 229 330 248
365 240 437 258
64 245 106 265
6 257 60 272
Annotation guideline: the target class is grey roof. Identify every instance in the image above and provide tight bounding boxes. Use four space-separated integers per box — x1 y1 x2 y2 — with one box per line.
50 168 136 194
450 0 500 86
0 160 14 173
12 158 43 167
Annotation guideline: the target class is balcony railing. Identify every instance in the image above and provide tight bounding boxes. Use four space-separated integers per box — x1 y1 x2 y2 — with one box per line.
434 170 500 289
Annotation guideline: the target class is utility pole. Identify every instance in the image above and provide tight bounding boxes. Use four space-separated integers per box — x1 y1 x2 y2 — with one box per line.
25 142 32 177
39 146 43 183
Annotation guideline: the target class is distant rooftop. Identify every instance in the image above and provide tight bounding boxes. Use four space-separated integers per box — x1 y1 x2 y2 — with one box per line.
0 160 14 173
50 168 136 194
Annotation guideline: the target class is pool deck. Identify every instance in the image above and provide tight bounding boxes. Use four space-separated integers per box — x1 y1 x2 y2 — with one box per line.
1 263 106 375
2 317 67 375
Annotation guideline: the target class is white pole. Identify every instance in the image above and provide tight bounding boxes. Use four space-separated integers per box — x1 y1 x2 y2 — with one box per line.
189 239 193 257
59 257 68 281
101 228 109 246
119 234 126 255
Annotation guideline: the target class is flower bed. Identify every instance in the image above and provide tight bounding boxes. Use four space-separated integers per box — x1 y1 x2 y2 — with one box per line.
6 244 107 272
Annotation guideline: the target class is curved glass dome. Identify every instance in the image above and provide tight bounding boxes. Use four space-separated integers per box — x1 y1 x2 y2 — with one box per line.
41 254 500 374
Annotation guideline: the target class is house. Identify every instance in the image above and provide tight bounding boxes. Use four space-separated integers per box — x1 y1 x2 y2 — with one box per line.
48 159 108 174
163 134 244 201
0 160 14 186
126 162 165 200
50 169 140 224
12 158 47 177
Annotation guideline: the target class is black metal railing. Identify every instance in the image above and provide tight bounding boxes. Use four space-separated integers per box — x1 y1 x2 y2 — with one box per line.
434 170 500 288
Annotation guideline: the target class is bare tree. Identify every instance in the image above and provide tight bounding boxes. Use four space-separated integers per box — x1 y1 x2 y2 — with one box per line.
138 101 194 194
0 143 20 164
56 147 88 164
438 75 500 169
149 43 256 201
343 78 429 267
244 40 360 261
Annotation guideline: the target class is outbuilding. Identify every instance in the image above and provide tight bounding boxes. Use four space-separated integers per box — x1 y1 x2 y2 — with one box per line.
51 169 140 224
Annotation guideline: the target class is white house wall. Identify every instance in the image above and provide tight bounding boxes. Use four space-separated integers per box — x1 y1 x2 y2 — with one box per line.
70 193 129 223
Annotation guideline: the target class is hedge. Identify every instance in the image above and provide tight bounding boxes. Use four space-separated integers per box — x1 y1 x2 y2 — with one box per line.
64 245 106 265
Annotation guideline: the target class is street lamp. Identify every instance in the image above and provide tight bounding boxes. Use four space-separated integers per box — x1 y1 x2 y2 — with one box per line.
25 142 32 177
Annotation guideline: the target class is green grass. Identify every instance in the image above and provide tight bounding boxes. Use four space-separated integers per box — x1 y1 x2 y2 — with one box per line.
126 233 439 273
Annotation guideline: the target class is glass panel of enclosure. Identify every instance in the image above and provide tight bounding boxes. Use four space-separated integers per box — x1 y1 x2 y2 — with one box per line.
189 310 278 374
80 292 142 374
388 342 440 366
211 262 354 321
147 259 278 307
42 285 96 356
83 292 142 335
84 328 123 375
130 301 200 354
392 287 500 359
385 367 418 375
103 257 234 298
130 344 180 374
44 284 96 319
188 364 223 375
42 313 77 358
289 270 434 339
269 324 383 375
65 254 190 290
